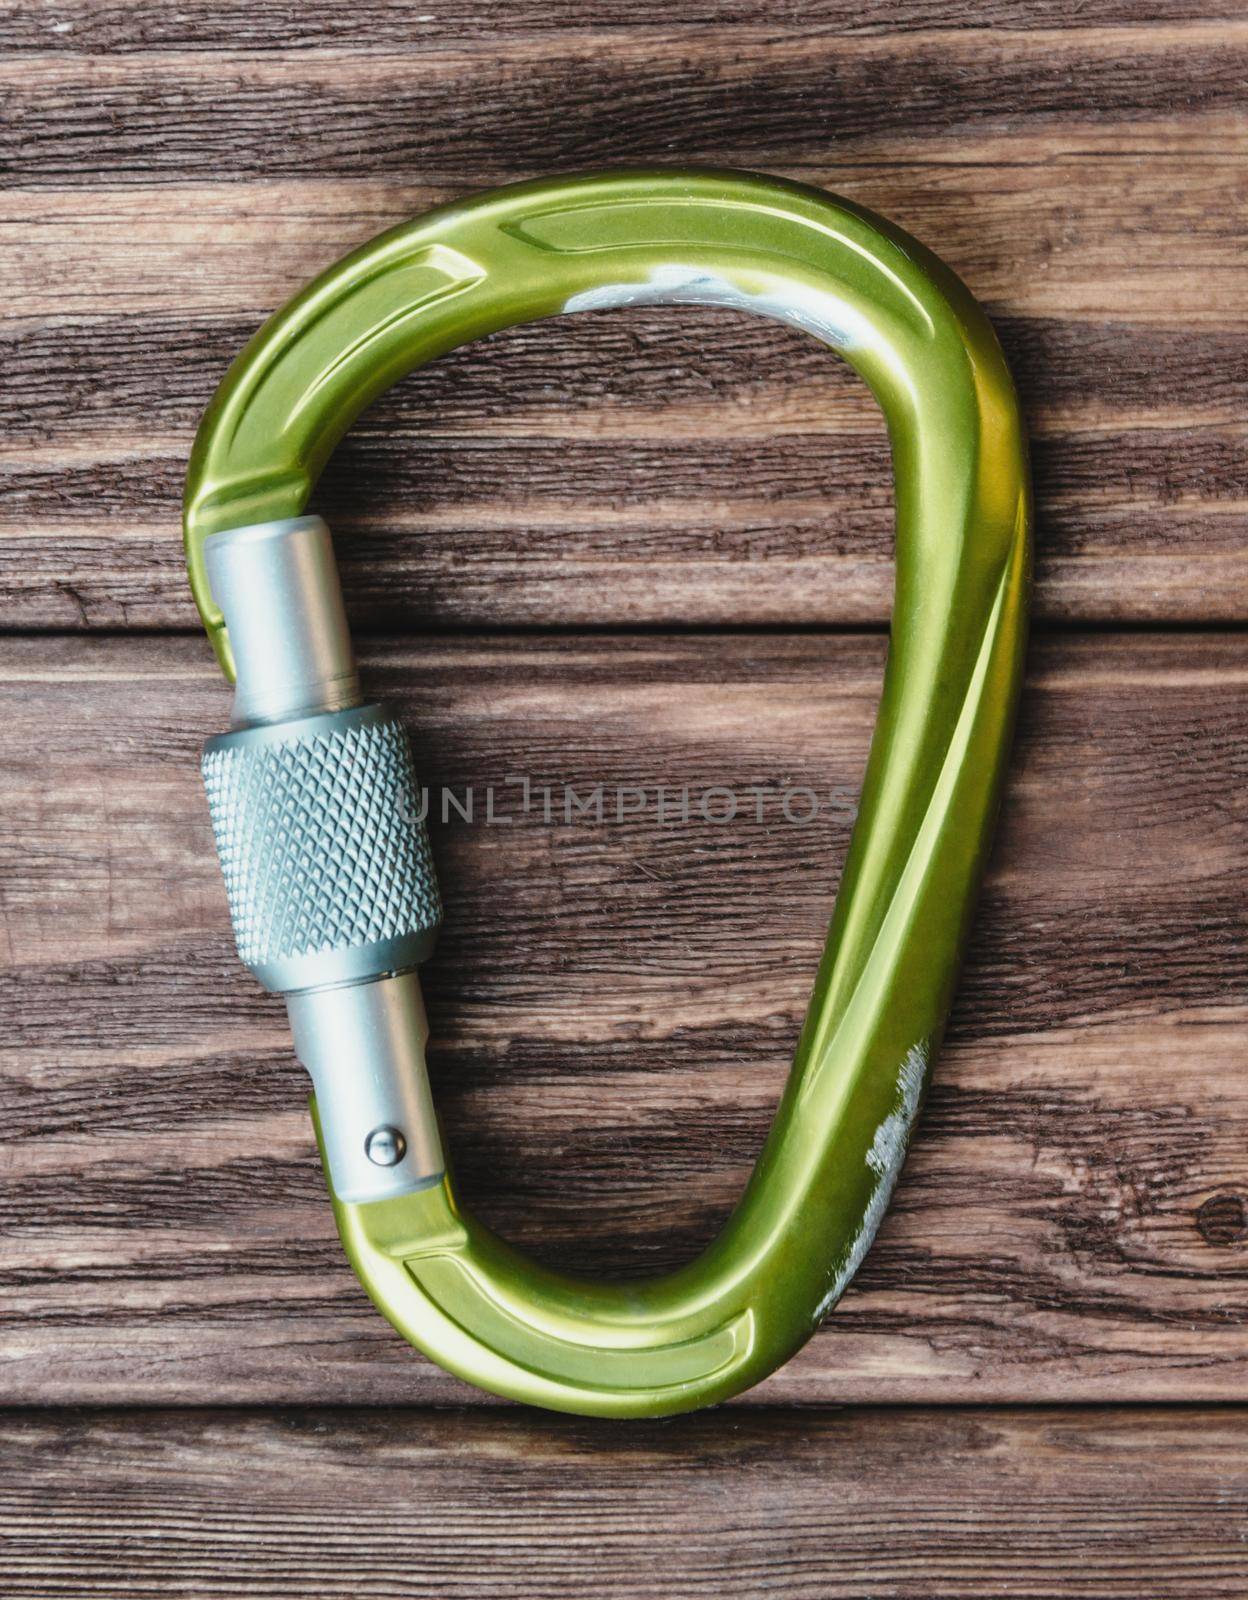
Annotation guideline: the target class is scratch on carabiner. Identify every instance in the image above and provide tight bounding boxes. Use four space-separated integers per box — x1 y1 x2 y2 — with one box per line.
811 1041 928 1329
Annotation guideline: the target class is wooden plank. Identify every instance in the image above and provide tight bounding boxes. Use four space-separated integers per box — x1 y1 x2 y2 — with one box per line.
2 304 1245 629
2 26 1245 186
1 632 1245 1405
2 9 1244 628
4 2 1243 54
7 424 1247 631
1 1406 1247 1598
9 160 1244 322
2 147 1244 627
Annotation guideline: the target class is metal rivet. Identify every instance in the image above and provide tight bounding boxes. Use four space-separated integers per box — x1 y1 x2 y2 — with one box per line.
365 1125 407 1167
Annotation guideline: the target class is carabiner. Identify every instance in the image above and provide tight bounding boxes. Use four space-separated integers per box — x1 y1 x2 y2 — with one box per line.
186 169 1029 1417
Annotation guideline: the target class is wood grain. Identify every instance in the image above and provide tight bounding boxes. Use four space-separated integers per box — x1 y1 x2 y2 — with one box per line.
2 1406 1247 1598
5 3 1244 53
2 305 1245 630
1 13 1245 629
7 157 1245 322
1 631 1244 1405
4 25 1246 185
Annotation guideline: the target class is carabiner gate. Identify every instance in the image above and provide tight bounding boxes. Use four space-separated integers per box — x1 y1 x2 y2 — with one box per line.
187 169 1029 1416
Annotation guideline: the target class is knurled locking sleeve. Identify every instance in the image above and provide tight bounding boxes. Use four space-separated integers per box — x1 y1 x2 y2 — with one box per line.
202 703 441 993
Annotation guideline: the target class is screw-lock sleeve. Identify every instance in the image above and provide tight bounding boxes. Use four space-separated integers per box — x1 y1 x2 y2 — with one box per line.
202 703 441 993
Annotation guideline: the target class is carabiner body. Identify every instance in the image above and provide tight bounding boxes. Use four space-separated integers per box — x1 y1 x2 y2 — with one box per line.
187 169 1029 1416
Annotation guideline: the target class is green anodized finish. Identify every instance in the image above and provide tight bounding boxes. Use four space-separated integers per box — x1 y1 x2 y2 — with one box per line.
185 169 1030 1416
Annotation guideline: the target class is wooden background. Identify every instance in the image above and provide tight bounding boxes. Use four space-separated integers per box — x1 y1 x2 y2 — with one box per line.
1 2 1246 1594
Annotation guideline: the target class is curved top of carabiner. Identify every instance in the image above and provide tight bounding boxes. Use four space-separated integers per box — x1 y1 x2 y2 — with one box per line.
186 168 1029 1416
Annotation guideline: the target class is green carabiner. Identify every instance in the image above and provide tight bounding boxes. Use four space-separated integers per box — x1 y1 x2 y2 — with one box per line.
186 168 1029 1417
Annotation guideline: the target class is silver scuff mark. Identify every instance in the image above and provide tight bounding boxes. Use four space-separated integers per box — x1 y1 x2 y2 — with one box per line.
811 1041 928 1328
562 265 859 349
